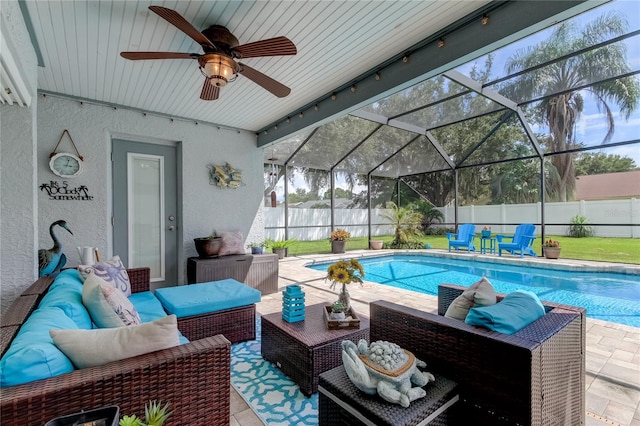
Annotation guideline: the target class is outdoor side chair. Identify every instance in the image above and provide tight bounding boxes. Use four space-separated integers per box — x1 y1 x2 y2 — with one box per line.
447 223 476 252
497 223 537 257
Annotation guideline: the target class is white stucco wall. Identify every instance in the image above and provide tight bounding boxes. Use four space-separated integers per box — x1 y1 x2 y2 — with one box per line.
0 0 39 314
36 95 264 285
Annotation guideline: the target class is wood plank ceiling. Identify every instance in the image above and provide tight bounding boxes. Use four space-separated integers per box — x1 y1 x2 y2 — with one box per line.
24 0 490 132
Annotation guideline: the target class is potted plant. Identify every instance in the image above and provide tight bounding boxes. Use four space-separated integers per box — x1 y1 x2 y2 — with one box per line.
481 226 492 238
266 238 296 259
369 240 384 250
542 239 561 259
193 231 222 258
246 241 266 255
119 400 171 426
325 258 364 313
329 228 351 254
329 301 346 320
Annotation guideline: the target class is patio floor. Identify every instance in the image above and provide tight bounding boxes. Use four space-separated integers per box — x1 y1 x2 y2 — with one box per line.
230 250 640 426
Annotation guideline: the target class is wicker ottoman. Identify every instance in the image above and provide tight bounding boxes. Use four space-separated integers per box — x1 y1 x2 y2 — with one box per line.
261 303 369 397
318 365 458 426
154 279 260 343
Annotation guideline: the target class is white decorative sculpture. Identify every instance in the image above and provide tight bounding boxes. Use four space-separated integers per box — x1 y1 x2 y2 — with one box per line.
341 339 435 408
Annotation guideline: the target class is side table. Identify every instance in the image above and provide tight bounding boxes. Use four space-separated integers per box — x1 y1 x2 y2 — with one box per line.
261 303 370 397
319 365 459 426
480 237 497 255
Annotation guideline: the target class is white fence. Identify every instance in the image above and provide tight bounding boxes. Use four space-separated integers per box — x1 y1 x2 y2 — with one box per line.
265 198 640 240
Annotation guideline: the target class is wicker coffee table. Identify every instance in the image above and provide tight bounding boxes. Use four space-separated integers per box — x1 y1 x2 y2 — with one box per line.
261 302 370 397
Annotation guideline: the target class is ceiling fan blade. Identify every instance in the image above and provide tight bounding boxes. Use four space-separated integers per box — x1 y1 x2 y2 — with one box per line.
200 80 220 101
238 63 291 98
120 52 195 60
233 36 297 59
149 6 214 48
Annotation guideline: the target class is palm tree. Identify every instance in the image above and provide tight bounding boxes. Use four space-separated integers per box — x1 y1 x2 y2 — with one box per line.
504 11 639 201
409 200 445 232
380 202 423 245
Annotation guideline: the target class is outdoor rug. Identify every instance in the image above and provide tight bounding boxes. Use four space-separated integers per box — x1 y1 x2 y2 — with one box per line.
230 318 319 425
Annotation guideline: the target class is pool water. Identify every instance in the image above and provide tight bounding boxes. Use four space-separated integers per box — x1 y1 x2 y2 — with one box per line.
308 254 640 328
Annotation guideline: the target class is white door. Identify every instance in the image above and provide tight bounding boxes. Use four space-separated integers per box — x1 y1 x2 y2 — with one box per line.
112 139 179 288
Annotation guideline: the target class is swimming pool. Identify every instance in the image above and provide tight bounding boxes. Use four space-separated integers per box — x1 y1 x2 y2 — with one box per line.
307 254 640 328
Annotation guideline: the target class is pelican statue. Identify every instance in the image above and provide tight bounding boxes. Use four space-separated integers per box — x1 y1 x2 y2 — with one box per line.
39 220 73 277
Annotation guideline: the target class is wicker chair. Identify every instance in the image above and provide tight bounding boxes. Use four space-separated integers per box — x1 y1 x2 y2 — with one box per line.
369 284 585 425
0 268 231 426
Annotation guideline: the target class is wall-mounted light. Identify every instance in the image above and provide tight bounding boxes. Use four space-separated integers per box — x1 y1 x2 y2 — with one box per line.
298 112 303 118
375 72 381 81
314 104 319 111
350 85 357 93
402 55 409 63
331 93 337 100
438 38 445 48
482 14 489 25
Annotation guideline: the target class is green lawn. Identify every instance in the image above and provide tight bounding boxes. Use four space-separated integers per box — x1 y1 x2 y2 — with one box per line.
284 235 640 264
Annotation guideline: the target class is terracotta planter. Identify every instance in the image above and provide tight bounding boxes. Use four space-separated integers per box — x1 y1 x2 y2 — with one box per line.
369 240 384 250
194 237 222 258
331 240 346 254
544 247 561 259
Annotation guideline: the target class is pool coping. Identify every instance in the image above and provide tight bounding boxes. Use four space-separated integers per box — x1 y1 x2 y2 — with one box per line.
302 249 640 276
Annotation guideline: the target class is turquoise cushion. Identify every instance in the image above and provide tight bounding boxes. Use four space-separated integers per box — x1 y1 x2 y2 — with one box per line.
129 291 169 323
38 270 92 329
154 279 261 318
465 290 545 335
0 307 77 387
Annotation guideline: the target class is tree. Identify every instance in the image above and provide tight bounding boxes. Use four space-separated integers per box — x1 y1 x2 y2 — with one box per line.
409 200 445 232
504 11 639 201
379 202 423 245
574 152 637 176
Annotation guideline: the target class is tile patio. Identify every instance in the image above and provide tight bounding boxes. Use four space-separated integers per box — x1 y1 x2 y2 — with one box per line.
231 250 640 426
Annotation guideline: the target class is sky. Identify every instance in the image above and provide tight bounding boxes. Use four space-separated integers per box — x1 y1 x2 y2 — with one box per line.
273 0 640 196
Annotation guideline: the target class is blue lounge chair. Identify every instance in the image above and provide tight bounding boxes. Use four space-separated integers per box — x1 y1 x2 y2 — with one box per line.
497 224 537 258
447 224 476 252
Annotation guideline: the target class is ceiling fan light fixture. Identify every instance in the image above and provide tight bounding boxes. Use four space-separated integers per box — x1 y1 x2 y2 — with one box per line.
201 54 238 87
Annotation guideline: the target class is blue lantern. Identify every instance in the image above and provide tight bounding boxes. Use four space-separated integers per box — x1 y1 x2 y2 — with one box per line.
282 284 305 322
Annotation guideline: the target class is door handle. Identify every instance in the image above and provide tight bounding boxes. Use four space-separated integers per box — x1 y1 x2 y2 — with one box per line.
168 225 176 231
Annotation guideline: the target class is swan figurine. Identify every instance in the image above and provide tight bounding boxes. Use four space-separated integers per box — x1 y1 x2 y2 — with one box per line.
39 220 73 277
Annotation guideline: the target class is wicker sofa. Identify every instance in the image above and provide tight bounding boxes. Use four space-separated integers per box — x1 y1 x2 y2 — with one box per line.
0 268 231 426
369 284 585 426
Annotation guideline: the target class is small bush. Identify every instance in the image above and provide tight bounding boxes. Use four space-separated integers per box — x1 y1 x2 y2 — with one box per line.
385 241 425 250
425 227 451 236
568 215 595 238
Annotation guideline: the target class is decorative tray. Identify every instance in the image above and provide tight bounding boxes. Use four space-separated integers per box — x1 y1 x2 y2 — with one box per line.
324 305 361 330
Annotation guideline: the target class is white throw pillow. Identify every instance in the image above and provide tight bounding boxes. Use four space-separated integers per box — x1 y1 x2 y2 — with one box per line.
82 272 140 328
444 277 497 321
50 315 180 369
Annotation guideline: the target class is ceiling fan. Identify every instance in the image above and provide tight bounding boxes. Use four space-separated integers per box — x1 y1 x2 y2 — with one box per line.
120 5 297 101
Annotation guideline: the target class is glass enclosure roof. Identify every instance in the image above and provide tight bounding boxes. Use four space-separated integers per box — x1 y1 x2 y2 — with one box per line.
265 1 640 180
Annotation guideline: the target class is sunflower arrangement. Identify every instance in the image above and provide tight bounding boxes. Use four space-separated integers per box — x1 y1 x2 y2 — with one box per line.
326 258 365 290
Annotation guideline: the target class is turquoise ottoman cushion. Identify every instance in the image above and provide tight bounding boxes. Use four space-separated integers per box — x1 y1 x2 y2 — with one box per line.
154 279 261 318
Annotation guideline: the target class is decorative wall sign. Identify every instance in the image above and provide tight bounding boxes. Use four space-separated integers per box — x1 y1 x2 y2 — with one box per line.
207 162 244 189
40 181 94 200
